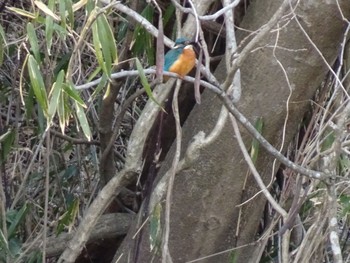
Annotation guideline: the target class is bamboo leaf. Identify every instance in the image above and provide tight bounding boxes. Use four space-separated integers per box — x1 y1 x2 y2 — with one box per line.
27 23 41 62
56 198 79 235
163 4 175 27
7 203 29 239
0 229 9 255
96 15 112 76
132 5 154 65
48 70 64 123
92 16 107 75
27 55 48 117
90 73 108 101
93 14 118 76
321 130 335 152
135 58 164 109
34 0 60 21
0 24 7 65
6 7 36 19
72 0 88 12
57 91 66 133
0 129 15 165
98 14 117 64
150 203 162 252
65 0 74 27
74 102 91 140
45 0 55 55
63 83 86 108
59 0 66 29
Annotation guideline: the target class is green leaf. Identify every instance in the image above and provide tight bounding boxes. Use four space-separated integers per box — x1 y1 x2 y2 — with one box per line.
48 70 64 123
339 154 350 174
27 23 41 62
0 128 15 165
0 229 9 256
27 55 48 117
92 13 117 77
56 198 79 235
27 251 42 263
74 102 91 140
149 203 162 252
7 203 29 239
98 14 117 64
163 4 175 27
0 128 13 143
339 194 350 216
45 0 55 55
92 15 106 75
135 58 163 109
63 83 86 107
8 237 22 258
132 5 154 65
321 130 335 152
0 24 7 65
65 0 74 27
87 65 102 82
90 73 108 100
53 52 71 77
57 91 67 133
97 15 112 76
59 0 66 30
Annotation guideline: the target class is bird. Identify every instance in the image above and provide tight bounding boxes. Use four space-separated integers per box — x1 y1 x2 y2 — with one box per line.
163 37 196 79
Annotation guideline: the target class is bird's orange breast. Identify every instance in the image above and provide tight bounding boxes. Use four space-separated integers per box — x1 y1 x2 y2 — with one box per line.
168 46 196 78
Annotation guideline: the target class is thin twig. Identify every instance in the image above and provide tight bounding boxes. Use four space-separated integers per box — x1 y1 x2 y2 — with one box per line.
111 1 173 47
223 0 241 101
75 69 221 92
291 2 349 99
66 1 119 80
50 129 100 145
42 130 50 262
57 167 136 263
100 87 146 166
219 93 330 181
171 0 241 21
230 115 287 217
11 130 48 209
162 80 182 263
187 0 200 42
223 0 294 90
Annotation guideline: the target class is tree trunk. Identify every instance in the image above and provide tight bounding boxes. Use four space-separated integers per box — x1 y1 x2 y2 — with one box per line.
116 0 350 262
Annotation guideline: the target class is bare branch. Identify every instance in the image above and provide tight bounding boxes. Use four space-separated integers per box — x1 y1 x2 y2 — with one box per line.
222 0 241 101
162 80 182 263
230 115 288 217
223 0 294 90
218 93 331 181
21 213 132 258
76 65 332 182
171 0 241 21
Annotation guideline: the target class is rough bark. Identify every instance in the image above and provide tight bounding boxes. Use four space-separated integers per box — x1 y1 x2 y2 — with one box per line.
117 0 350 262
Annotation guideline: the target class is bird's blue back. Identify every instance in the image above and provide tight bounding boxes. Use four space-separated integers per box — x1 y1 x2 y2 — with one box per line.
164 38 191 71
164 47 183 71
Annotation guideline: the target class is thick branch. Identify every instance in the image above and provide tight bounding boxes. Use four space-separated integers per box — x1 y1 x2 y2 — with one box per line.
22 213 132 258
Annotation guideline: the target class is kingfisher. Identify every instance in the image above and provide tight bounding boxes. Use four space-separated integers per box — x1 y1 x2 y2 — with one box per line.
164 37 196 79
